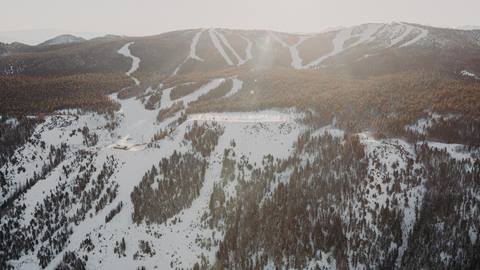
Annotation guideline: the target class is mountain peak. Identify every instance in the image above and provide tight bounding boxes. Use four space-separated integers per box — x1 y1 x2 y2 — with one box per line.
39 34 86 46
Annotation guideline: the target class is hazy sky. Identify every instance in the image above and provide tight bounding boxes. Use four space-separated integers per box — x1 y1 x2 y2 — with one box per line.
2 0 479 36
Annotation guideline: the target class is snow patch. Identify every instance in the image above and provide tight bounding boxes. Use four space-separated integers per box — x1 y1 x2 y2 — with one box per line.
460 70 480 79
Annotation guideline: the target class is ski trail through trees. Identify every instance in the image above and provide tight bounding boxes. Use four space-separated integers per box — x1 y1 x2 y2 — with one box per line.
118 42 140 85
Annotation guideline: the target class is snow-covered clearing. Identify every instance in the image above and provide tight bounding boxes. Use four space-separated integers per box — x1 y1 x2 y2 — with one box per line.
190 110 303 168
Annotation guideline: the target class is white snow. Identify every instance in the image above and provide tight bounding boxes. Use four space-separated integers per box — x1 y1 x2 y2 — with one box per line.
189 29 205 62
208 29 251 66
191 110 303 166
5 117 19 127
223 78 243 98
389 23 415 47
189 110 295 123
405 112 442 135
117 42 140 85
209 29 234 66
5 108 303 270
305 24 382 69
161 79 225 110
399 24 428 47
159 87 173 109
460 70 480 80
312 124 345 138
172 30 205 76
41 34 84 46
426 141 472 161
461 70 476 77
215 30 245 65
358 132 426 267
239 34 253 62
289 36 311 69
269 32 312 70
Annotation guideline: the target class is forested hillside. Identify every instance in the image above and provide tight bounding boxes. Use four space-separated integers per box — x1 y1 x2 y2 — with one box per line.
0 22 479 269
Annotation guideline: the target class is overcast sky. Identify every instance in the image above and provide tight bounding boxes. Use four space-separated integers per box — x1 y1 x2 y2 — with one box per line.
2 0 479 36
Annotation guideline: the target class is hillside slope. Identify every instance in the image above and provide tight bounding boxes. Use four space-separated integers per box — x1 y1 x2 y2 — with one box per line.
0 23 479 269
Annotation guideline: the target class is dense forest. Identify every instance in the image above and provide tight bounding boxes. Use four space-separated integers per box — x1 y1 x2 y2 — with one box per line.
0 74 128 116
209 132 480 269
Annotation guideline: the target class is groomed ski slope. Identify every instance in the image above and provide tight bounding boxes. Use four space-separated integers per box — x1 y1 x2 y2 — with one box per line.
208 29 252 66
172 29 205 76
117 42 140 85
270 23 429 70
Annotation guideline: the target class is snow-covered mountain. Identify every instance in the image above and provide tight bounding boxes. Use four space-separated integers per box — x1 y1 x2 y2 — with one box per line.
39 34 86 46
0 23 479 269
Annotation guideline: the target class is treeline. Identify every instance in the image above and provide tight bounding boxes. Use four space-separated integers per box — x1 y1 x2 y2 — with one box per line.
401 143 480 268
130 151 207 224
206 130 480 269
0 153 118 269
144 92 161 110
1 143 68 211
188 79 233 107
214 133 367 269
188 69 480 145
184 121 224 157
170 82 204 100
55 251 86 270
157 101 184 123
0 73 128 116
0 116 39 168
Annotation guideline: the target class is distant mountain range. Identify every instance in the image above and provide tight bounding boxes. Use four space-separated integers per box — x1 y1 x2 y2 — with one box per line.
38 34 86 46
0 29 104 45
